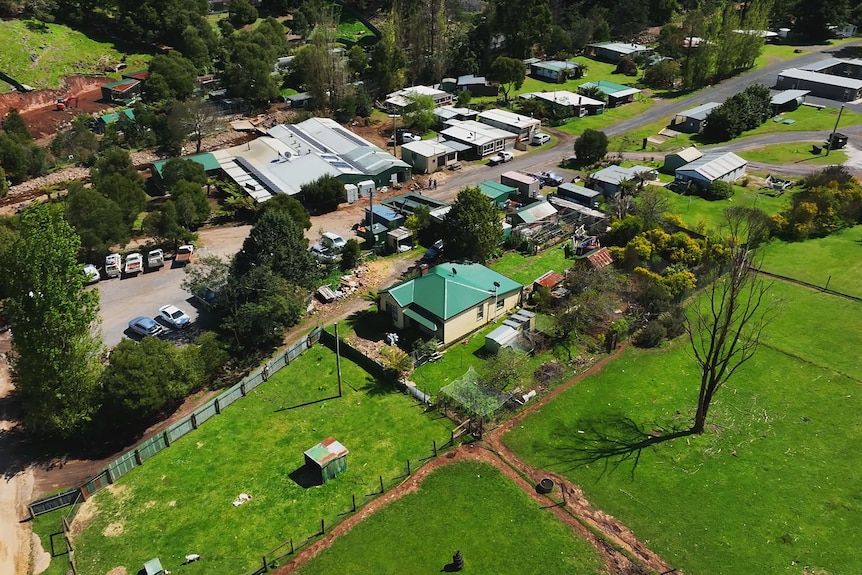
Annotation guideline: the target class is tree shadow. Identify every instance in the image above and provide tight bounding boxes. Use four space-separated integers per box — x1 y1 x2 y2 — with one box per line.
546 415 694 479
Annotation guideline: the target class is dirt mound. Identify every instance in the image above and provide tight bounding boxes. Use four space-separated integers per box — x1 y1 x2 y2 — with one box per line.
0 75 110 116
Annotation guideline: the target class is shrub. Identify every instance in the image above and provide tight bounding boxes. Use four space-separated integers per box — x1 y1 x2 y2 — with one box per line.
634 320 667 348
660 305 686 339
704 180 734 200
615 56 638 76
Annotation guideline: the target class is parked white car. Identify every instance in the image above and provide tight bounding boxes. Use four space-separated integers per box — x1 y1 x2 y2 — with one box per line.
159 304 191 329
82 264 100 284
321 231 346 250
531 133 551 145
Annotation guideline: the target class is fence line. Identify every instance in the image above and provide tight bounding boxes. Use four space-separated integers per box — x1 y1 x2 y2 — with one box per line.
27 327 321 518
319 328 395 384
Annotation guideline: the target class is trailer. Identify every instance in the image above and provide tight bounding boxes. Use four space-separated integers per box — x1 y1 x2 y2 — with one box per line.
105 254 122 278
174 245 194 265
501 171 541 199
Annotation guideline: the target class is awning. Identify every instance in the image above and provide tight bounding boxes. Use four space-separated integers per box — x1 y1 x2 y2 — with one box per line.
403 308 438 331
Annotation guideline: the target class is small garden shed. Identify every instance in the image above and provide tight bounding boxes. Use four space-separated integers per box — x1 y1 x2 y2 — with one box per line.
304 437 349 484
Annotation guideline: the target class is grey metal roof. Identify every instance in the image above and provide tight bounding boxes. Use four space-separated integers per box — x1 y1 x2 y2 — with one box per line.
590 165 655 185
778 68 862 90
676 152 747 181
558 182 600 197
588 42 651 55
771 89 810 105
800 58 845 71
676 102 722 121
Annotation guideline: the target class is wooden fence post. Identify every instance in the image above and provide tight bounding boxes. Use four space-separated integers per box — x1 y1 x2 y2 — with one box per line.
106 467 114 484
191 413 198 429
407 459 411 476
214 398 221 414
320 518 325 535
134 449 142 466
164 430 171 447
262 555 269 572
433 440 438 457
290 538 294 554
352 494 356 513
240 382 247 396
379 475 384 494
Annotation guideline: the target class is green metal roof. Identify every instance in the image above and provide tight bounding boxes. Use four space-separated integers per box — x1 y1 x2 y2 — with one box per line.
579 81 634 95
478 181 516 202
403 307 438 331
383 263 522 321
99 109 136 124
151 153 221 177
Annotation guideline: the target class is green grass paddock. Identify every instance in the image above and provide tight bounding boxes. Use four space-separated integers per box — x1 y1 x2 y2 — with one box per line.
657 184 791 232
502 280 862 575
294 461 604 575
0 19 149 91
760 225 862 299
71 345 453 575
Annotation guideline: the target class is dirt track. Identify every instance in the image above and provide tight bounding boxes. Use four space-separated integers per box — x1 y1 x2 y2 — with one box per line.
273 343 676 575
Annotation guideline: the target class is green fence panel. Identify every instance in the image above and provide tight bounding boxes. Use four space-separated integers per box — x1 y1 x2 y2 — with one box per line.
244 372 265 392
217 383 243 410
28 489 80 517
138 433 168 463
194 400 218 425
168 416 195 442
82 471 110 497
108 450 138 480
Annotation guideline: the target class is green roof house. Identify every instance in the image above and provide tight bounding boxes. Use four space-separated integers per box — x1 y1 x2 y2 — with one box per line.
150 153 223 191
379 263 523 345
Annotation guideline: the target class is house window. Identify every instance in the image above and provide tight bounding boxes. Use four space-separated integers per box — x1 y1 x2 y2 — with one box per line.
386 302 397 322
476 306 484 321
496 298 505 311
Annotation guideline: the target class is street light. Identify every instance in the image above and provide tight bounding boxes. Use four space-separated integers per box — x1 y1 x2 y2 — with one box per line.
490 281 501 323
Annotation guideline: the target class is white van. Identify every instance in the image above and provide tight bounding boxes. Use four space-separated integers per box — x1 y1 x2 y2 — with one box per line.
321 232 346 250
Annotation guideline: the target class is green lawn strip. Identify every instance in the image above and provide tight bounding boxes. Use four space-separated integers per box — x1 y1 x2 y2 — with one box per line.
760 225 862 299
738 143 846 166
30 508 74 575
72 345 453 575
657 184 791 232
0 19 150 91
293 461 604 575
609 105 862 153
554 98 654 137
503 338 862 574
489 244 571 285
335 17 374 44
503 279 862 574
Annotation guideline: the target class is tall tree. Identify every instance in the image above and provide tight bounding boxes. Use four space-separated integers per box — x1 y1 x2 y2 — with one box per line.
487 56 526 104
442 186 503 263
686 207 776 434
65 184 130 258
1 205 103 438
368 18 407 96
574 129 608 164
255 194 311 230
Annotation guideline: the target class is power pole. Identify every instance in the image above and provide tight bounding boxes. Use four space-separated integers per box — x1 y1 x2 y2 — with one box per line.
826 104 845 157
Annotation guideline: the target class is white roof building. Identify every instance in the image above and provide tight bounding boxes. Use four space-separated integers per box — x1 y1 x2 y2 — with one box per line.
522 90 605 108
675 152 748 187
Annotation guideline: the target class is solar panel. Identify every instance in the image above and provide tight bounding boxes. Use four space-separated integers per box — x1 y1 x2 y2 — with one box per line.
234 157 283 195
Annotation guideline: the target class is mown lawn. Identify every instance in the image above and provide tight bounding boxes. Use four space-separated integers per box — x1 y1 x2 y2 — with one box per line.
657 184 791 232
294 461 605 575
489 244 572 285
609 104 862 153
71 346 454 575
760 225 862 299
0 19 149 91
738 142 846 166
30 507 73 575
502 280 862 575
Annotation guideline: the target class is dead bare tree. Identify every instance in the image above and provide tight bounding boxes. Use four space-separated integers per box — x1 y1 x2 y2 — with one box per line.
686 206 777 434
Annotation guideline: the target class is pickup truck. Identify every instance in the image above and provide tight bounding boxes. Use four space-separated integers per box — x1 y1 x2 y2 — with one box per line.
105 254 122 278
124 253 143 276
488 151 514 165
147 249 165 270
175 245 194 266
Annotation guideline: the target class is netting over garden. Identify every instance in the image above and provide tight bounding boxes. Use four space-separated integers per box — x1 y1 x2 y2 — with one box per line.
438 367 508 417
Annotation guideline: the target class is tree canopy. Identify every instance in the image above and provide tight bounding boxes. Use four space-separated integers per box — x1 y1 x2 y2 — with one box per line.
0 204 103 438
442 186 503 263
574 129 608 164
488 56 526 104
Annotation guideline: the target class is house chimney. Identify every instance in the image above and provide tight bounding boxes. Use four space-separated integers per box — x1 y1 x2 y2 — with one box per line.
420 263 429 276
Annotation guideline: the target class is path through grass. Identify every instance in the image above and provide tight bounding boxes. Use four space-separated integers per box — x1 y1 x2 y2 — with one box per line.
294 461 604 575
72 345 453 575
502 280 862 575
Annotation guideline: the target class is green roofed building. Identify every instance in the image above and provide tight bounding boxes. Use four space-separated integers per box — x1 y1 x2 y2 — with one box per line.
478 180 517 205
578 80 641 107
96 109 136 133
303 437 349 484
150 153 223 190
379 262 523 345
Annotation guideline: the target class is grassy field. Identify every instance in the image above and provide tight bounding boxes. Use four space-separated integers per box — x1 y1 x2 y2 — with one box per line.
609 104 862 153
738 142 847 166
489 244 572 285
70 345 453 575
657 184 792 232
760 225 862 299
503 277 862 575
0 19 149 92
294 461 604 575
30 507 73 575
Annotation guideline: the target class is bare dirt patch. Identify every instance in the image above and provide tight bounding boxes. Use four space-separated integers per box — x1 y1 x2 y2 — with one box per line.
69 497 98 537
103 521 124 537
31 532 51 575
106 566 128 575
144 500 156 509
